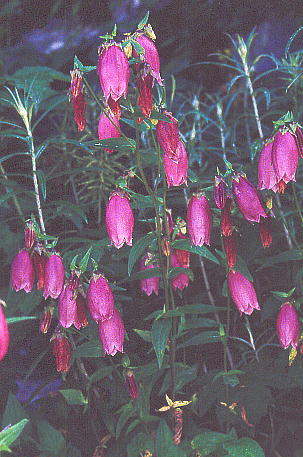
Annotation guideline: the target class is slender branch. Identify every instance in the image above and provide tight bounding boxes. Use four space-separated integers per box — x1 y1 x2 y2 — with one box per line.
27 133 46 234
243 61 263 140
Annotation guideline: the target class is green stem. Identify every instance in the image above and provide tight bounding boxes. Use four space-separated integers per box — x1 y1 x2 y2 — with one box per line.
243 61 263 140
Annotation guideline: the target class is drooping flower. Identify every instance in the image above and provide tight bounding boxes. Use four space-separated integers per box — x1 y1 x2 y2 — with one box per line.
221 196 233 237
39 306 54 334
43 253 65 299
171 251 190 291
156 111 180 161
232 173 267 223
259 216 272 248
139 254 160 296
74 294 88 330
106 189 134 248
52 330 71 373
227 270 260 315
87 273 114 322
98 110 121 153
137 71 154 122
223 231 237 269
58 282 77 329
70 69 86 132
11 249 34 293
133 33 162 85
164 141 188 187
32 251 46 290
257 140 279 192
0 305 9 361
24 221 36 249
214 176 227 209
97 43 130 102
272 128 299 193
174 233 190 268
276 302 300 349
98 308 125 356
187 192 212 246
125 369 138 399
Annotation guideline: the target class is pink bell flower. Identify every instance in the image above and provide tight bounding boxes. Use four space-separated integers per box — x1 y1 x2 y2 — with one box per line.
87 273 114 322
106 189 134 249
171 251 190 291
156 111 180 162
276 302 300 349
187 192 212 246
97 43 130 102
257 140 279 192
133 34 162 85
137 72 154 122
227 270 260 315
139 254 160 296
272 129 299 193
98 111 121 153
0 305 9 361
98 308 125 356
223 232 237 269
43 253 65 299
232 173 267 223
58 282 77 329
164 141 188 187
214 176 227 209
11 249 34 293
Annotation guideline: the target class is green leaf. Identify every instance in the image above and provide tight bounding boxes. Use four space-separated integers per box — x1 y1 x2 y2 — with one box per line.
133 329 152 342
59 389 88 405
2 393 30 432
151 319 171 368
116 403 135 438
37 420 66 456
145 304 226 320
168 267 193 281
256 249 303 270
74 55 96 73
128 232 157 275
72 339 101 359
171 239 219 264
131 267 162 281
137 11 150 29
131 39 145 55
127 432 154 457
177 331 221 349
191 431 233 456
95 137 136 153
79 246 92 273
36 169 47 200
156 420 186 457
6 316 36 324
89 366 114 386
0 419 29 452
223 438 265 457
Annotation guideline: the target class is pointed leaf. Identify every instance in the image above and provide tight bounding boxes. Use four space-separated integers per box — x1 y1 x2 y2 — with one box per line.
151 319 171 369
223 437 265 457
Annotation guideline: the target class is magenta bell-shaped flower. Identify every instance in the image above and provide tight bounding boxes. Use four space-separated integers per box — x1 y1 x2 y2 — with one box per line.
98 111 121 153
214 176 227 209
106 189 134 249
272 129 299 193
98 308 125 356
87 273 114 322
156 111 180 162
187 192 212 246
164 141 188 187
58 282 77 329
11 249 34 293
171 251 190 291
276 302 300 349
133 34 162 85
139 254 160 296
232 173 267 223
258 140 279 192
97 43 130 102
43 253 65 299
0 305 9 361
227 270 260 315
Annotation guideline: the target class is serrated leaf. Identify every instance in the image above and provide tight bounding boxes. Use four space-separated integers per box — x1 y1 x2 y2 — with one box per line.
128 232 157 275
151 319 171 368
59 389 88 405
0 419 29 452
223 437 265 457
171 239 219 264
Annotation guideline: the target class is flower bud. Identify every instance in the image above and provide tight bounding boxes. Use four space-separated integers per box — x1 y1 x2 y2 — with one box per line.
156 111 180 161
58 282 77 329
214 176 227 209
257 140 278 192
106 190 134 249
272 128 299 193
133 34 162 85
223 232 237 269
52 331 71 373
259 216 272 248
98 308 125 356
87 273 114 322
0 305 9 361
139 254 160 296
98 111 121 153
39 306 54 334
232 173 267 223
125 369 138 399
32 251 46 290
43 254 65 299
187 192 212 246
276 302 300 349
227 270 260 315
164 141 188 187
137 72 154 123
24 221 36 249
74 294 88 330
174 233 190 268
97 43 130 102
171 251 189 291
221 196 233 237
11 249 34 293
70 69 86 132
